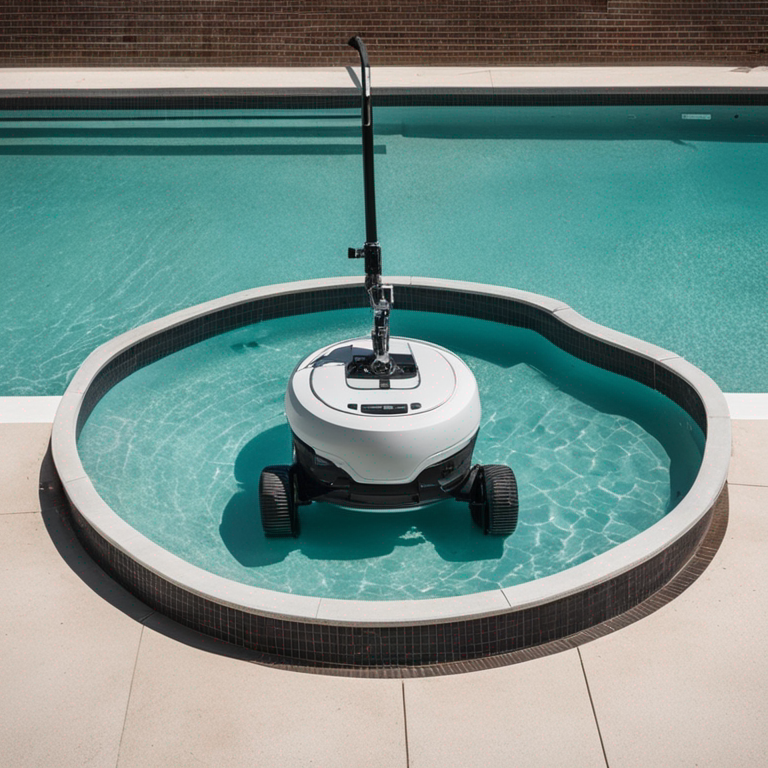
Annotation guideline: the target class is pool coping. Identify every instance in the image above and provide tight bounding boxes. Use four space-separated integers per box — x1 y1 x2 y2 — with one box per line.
2 65 768 91
2 65 768 111
51 277 731 633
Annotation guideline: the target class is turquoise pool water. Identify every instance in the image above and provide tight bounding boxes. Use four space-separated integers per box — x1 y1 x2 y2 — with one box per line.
0 105 766 394
78 310 704 600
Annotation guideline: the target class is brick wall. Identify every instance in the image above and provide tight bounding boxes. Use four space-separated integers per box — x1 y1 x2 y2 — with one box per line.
1 1 766 67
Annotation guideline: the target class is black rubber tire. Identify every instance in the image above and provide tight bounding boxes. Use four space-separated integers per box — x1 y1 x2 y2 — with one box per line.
469 474 485 529
472 465 518 536
259 465 300 538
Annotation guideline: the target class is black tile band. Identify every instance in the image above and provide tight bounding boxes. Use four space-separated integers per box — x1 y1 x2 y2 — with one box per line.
66 495 717 668
2 87 768 113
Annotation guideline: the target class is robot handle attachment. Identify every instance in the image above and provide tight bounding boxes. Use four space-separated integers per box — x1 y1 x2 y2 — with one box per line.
347 37 394 375
369 284 394 374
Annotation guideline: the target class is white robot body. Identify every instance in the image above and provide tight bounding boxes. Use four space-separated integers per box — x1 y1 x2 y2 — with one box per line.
286 337 481 485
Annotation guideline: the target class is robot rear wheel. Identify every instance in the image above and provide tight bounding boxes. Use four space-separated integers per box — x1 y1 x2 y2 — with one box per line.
470 464 519 536
259 465 301 538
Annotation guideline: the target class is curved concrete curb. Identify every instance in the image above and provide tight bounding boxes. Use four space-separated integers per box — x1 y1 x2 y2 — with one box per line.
51 277 730 665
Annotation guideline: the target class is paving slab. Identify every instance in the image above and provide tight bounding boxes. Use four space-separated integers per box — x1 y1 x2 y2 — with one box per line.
486 66 768 88
729 420 768 487
367 67 494 88
0 512 144 768
0 423 53 514
725 394 768 421
0 396 61 423
404 650 604 768
117 628 407 768
0 67 357 90
579 483 768 768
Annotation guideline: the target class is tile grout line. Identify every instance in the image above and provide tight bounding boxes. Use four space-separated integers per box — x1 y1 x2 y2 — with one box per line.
115 623 144 768
402 681 411 768
578 647 610 768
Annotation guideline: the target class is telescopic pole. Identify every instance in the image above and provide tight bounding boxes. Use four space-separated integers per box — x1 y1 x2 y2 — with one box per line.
347 36 393 375
347 36 379 259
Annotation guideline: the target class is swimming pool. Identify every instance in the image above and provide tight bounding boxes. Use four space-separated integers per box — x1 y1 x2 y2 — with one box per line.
53 277 730 665
77 309 704 601
1 104 766 395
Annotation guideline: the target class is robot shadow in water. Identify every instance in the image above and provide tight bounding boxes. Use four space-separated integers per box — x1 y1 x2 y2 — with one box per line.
219 424 505 567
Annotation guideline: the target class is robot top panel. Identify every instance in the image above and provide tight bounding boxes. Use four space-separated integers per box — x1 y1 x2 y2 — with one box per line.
303 337 458 415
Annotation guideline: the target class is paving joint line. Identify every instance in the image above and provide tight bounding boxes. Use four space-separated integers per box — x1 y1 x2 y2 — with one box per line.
115 624 144 768
402 681 411 768
578 647 609 768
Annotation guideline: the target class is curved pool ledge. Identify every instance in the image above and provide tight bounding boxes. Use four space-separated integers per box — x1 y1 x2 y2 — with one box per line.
52 277 731 666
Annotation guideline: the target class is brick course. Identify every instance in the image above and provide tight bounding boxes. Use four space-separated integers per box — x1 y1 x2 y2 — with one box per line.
0 1 766 67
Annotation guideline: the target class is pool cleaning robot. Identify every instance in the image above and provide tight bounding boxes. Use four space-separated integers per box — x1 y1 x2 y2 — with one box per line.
259 37 518 537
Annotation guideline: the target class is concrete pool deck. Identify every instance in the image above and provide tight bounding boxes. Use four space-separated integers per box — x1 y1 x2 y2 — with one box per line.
0 417 766 766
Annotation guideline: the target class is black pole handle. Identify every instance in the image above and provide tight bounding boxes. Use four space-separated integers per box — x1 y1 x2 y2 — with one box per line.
348 36 371 118
348 36 378 249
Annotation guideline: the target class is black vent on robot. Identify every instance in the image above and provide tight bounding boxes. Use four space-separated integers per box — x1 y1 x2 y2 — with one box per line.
346 352 418 380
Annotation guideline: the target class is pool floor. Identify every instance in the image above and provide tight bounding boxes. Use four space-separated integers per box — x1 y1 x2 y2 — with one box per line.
77 310 704 600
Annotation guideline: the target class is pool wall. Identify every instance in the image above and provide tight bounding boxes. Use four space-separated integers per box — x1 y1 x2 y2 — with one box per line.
2 3 766 68
52 277 730 667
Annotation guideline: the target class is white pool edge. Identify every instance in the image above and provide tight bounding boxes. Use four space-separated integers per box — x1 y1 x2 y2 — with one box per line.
49 277 732 627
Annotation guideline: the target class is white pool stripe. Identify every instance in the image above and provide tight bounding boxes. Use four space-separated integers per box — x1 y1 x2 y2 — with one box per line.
724 393 768 420
0 393 766 424
0 396 62 423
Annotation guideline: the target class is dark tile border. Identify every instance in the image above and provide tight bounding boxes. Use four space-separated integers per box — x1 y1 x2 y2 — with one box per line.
2 86 768 112
65 485 722 668
274 484 729 677
53 278 730 667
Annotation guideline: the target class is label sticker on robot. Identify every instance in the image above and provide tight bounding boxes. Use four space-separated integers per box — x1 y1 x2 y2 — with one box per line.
361 404 408 414
681 114 711 120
